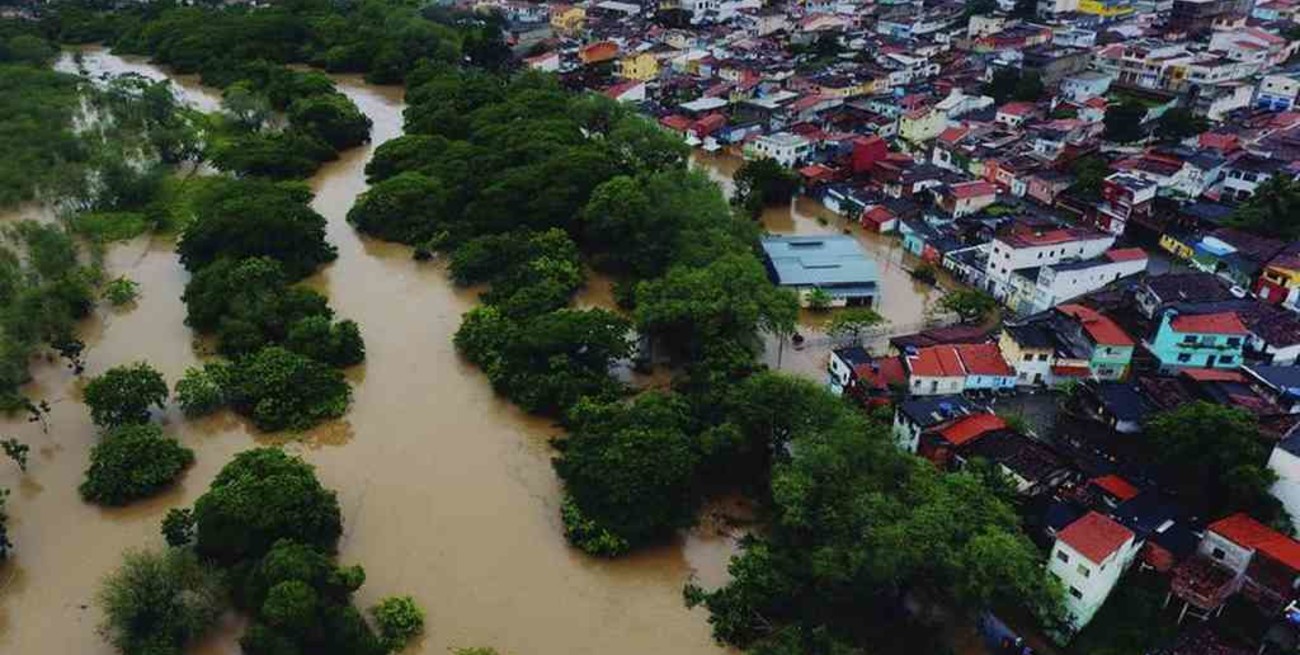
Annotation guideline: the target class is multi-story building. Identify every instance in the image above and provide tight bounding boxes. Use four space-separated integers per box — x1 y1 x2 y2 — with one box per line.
1255 244 1300 309
1000 304 1137 384
1169 0 1251 35
1148 310 1248 371
1256 72 1300 112
1095 173 1157 236
744 132 813 167
1048 512 1140 632
982 224 1115 302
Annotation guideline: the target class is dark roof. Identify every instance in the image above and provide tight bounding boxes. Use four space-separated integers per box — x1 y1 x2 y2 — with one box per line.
897 395 983 428
1004 322 1056 349
1248 365 1300 395
1095 382 1156 423
962 430 1068 484
1142 272 1232 305
890 325 990 350
832 346 872 368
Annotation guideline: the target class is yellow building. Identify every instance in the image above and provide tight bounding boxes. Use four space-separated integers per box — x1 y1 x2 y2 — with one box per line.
617 52 660 81
1158 232 1195 260
550 5 586 35
1078 0 1135 17
899 107 946 144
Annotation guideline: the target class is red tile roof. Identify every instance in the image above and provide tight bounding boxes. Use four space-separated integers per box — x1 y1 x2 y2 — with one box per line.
1169 312 1248 335
948 180 997 200
1051 364 1091 377
907 345 966 377
998 101 1036 116
854 356 908 390
1181 368 1246 383
1057 304 1136 347
939 413 1007 446
1058 511 1134 564
1209 513 1300 572
955 343 1013 376
1105 247 1148 263
1091 474 1140 501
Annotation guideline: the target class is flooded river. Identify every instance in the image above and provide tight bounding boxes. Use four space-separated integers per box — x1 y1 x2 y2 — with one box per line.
0 47 735 655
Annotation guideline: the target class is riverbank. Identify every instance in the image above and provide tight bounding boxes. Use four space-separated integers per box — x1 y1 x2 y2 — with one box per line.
0 47 737 655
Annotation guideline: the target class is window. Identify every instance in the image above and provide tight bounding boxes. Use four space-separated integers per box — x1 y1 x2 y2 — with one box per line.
1069 587 1084 600
1024 354 1034 361
1183 335 1198 345
1056 551 1069 563
1227 337 1241 347
1077 564 1091 578
1220 356 1234 364
1212 547 1225 560
1177 353 1191 363
1038 354 1049 361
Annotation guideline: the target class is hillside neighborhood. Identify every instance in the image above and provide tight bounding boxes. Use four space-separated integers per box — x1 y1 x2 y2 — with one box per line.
474 0 1300 650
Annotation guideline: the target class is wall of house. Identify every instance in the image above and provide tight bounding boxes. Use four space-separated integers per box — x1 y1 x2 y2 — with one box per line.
1150 313 1246 370
1002 333 1055 385
909 374 965 396
1048 538 1135 631
828 352 853 395
1269 447 1300 535
1197 531 1254 576
1090 344 1134 380
892 411 923 453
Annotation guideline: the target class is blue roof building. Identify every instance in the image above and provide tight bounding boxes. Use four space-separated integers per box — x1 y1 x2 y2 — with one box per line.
760 235 881 308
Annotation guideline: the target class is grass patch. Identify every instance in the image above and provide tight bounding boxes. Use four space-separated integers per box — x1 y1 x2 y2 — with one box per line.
71 212 151 243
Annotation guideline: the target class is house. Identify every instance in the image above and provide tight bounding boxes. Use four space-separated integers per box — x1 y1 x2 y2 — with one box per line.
1149 310 1248 371
963 429 1071 494
1087 382 1156 433
578 41 619 65
1134 272 1233 319
893 395 984 453
1254 243 1300 309
760 235 881 308
1246 365 1300 413
524 51 560 72
744 132 813 167
603 80 646 103
617 52 659 81
1190 228 1286 290
935 180 998 218
1060 71 1113 102
899 105 948 145
1047 512 1140 631
995 102 1037 129
916 413 1008 468
828 347 907 405
1000 304 1137 384
1185 513 1300 615
1256 72 1300 112
955 343 1018 391
1023 248 1148 315
1268 430 1300 534
1220 153 1285 201
982 223 1115 302
1095 173 1156 237
904 345 967 396
999 322 1056 386
549 4 585 34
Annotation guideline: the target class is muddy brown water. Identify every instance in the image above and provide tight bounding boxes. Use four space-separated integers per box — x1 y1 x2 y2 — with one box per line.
0 47 739 655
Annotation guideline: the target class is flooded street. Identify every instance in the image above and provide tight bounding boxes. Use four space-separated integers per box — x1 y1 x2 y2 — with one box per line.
691 151 948 380
0 48 734 655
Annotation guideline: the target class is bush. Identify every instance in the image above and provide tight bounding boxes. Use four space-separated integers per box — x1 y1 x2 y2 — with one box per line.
80 423 194 506
175 362 233 418
559 495 630 557
82 362 169 427
193 448 342 563
225 347 352 432
285 316 366 367
98 548 226 655
370 596 426 651
103 277 141 306
162 507 195 547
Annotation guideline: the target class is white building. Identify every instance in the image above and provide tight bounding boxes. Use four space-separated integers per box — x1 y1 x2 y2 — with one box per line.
1268 433 1300 534
1047 512 1140 632
1059 71 1113 102
744 132 813 167
983 225 1115 302
1256 73 1300 112
1024 249 1149 315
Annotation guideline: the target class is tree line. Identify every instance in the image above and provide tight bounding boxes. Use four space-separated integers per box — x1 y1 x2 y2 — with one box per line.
350 64 1061 652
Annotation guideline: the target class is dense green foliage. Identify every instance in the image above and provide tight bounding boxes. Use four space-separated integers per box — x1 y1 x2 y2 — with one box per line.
174 362 233 419
238 540 385 655
192 448 342 563
0 63 86 207
1070 571 1179 655
1103 100 1148 143
1229 175 1300 240
82 362 169 428
0 489 10 561
983 68 1045 104
687 378 1062 653
938 288 998 324
1144 402 1285 525
370 595 426 651
80 423 194 506
98 548 227 655
732 158 800 217
181 256 333 357
224 347 352 432
178 179 336 279
1154 107 1208 143
0 222 97 408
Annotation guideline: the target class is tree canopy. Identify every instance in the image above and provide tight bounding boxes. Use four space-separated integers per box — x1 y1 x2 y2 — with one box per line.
82 362 168 428
1103 100 1147 143
80 423 194 506
732 158 800 217
1228 175 1300 240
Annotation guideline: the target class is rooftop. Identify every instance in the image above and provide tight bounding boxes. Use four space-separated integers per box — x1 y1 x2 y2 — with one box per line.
1209 513 1300 572
1168 312 1248 335
761 235 880 288
1058 511 1135 564
1057 304 1136 347
938 413 1008 447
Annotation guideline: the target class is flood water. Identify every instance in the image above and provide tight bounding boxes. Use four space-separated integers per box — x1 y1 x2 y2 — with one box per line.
0 47 737 655
690 151 947 380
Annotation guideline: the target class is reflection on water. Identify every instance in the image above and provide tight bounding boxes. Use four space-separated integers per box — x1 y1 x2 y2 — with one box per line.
0 48 734 655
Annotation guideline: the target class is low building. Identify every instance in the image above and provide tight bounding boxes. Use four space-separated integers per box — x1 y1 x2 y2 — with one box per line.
760 235 881 308
1048 512 1140 632
744 132 813 167
1134 272 1234 319
1023 248 1149 315
935 180 998 218
1149 310 1248 371
892 395 985 453
828 347 907 405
